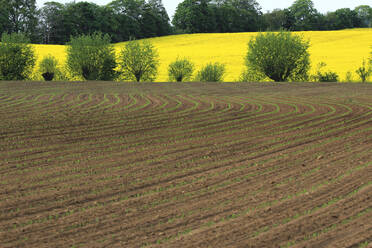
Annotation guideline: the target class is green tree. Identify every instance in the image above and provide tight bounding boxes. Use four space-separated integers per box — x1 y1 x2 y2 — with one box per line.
108 0 143 39
195 62 225 82
0 33 36 80
211 2 236 32
109 0 170 40
289 0 319 30
323 12 339 30
212 0 262 32
0 2 11 35
62 2 104 41
173 0 262 33
140 0 171 37
38 1 65 44
38 2 106 44
168 57 194 82
173 0 216 33
225 0 262 32
119 40 159 82
323 8 362 30
245 32 310 82
104 2 138 42
38 0 172 45
66 32 117 81
355 59 371 82
354 5 372 27
0 0 38 41
333 8 361 29
263 9 288 31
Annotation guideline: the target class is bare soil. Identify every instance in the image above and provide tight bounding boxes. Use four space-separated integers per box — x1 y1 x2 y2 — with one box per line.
0 81 371 248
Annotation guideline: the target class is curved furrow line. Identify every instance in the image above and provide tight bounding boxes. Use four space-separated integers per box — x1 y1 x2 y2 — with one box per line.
292 216 372 248
0 97 370 196
0 101 354 183
2 143 370 244
73 146 372 245
3 92 78 120
0 94 8 100
0 94 174 148
0 94 43 112
0 98 294 184
110 93 250 129
1 93 58 113
0 94 266 165
73 93 140 114
7 92 256 135
0 97 306 198
0 97 354 184
2 113 372 228
11 94 59 119
1 92 264 136
222 185 372 248
283 208 372 248
0 94 33 109
0 93 78 135
0 93 85 134
92 133 372 245
139 145 372 237
129 146 371 217
1 83 372 248
0 94 29 108
5 152 370 247
151 176 372 248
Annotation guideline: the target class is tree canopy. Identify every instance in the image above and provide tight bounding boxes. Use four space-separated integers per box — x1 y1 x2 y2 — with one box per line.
245 32 310 82
1 0 171 44
172 0 262 33
66 32 118 81
0 0 370 44
0 33 36 80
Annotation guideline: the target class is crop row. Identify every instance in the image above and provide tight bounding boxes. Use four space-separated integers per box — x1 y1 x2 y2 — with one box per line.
1 90 372 247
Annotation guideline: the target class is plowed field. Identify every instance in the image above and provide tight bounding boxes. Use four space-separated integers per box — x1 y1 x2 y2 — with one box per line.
0 81 371 248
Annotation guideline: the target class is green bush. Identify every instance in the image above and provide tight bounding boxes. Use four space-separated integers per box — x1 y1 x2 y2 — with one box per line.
239 67 269 82
66 32 117 81
245 31 310 82
195 62 225 82
168 57 194 82
355 59 371 82
119 40 159 82
317 71 339 82
312 62 339 82
38 54 60 81
0 33 36 80
344 71 353 82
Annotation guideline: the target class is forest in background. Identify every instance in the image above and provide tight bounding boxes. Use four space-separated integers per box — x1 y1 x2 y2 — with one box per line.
0 0 371 44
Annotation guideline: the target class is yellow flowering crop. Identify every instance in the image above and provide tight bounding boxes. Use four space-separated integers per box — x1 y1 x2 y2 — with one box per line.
32 28 372 82
33 44 67 66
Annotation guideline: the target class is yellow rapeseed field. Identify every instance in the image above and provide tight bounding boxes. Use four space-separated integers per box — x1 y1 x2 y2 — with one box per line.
33 28 372 82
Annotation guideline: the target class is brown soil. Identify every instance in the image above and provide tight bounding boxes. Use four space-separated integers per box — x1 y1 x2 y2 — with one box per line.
0 81 371 248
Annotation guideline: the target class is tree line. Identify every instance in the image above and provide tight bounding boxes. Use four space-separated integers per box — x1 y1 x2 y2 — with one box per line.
0 0 371 44
173 0 372 33
0 0 172 44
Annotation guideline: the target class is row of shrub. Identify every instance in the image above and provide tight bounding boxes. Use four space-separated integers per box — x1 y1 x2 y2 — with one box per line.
0 32 371 83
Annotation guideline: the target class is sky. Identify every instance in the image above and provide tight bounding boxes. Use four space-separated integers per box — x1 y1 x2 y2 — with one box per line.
36 0 372 19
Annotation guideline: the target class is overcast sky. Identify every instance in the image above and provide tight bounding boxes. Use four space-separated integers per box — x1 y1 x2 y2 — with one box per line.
36 0 372 19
